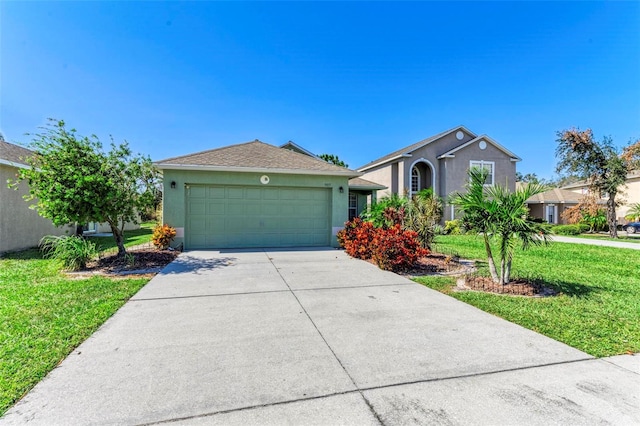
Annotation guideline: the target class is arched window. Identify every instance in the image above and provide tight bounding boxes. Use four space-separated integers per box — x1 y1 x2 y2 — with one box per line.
411 166 420 193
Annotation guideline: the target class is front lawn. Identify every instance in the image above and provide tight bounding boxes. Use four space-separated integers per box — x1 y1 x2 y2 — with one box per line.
415 235 640 357
87 221 156 254
0 247 150 415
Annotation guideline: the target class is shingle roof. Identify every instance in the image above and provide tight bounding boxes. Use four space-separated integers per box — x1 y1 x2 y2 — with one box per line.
357 125 477 171
0 141 33 167
526 188 603 204
348 177 387 190
155 140 359 176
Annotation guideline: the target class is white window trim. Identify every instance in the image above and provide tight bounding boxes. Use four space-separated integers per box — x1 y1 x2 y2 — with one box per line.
469 160 495 186
411 166 421 193
409 158 437 197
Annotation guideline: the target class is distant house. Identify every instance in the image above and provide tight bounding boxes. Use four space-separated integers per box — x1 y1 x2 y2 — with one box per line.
524 187 605 225
155 140 383 250
561 171 640 224
357 125 521 221
0 140 72 253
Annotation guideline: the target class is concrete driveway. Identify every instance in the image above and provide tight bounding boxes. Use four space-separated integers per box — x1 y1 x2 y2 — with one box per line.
2 248 638 425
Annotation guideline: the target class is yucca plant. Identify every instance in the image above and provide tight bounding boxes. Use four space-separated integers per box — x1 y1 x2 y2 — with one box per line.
39 235 98 271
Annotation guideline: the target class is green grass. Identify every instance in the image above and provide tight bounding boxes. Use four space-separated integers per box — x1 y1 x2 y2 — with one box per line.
415 235 640 358
0 247 150 415
86 221 155 254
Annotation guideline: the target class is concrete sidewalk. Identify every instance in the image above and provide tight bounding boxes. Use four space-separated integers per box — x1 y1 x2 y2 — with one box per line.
2 249 638 425
552 235 640 250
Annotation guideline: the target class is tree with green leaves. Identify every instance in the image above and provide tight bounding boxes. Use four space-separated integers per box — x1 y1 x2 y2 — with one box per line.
555 128 640 238
451 167 550 285
13 119 160 257
318 153 348 168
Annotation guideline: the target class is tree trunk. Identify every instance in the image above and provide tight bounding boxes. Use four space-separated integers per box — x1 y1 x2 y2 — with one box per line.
483 234 500 283
607 192 618 238
107 220 127 257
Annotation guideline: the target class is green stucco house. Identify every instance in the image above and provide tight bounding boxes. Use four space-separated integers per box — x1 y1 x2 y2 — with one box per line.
155 140 384 250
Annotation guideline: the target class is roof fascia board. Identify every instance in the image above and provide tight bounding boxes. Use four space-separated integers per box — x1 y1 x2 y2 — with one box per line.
437 135 522 161
357 125 477 172
155 163 362 177
357 154 412 172
279 142 318 158
0 159 29 169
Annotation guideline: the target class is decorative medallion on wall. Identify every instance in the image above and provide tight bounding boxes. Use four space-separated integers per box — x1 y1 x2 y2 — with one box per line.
456 131 464 140
260 175 270 184
479 141 487 150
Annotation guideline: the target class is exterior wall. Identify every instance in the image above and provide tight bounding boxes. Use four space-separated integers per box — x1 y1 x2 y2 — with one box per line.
619 176 640 221
438 142 516 221
162 169 349 248
360 164 394 200
527 203 576 225
0 164 71 253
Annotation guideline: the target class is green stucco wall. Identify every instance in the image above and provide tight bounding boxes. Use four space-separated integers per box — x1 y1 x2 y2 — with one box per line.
162 169 349 248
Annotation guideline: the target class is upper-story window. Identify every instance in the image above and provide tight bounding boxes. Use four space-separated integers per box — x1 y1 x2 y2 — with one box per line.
469 160 495 186
411 166 420 193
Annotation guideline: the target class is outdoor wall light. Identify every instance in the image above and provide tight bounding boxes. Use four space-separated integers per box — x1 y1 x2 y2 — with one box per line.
339 186 344 193
171 181 176 189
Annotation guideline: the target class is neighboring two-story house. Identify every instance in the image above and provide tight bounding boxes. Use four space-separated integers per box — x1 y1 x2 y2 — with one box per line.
357 125 521 221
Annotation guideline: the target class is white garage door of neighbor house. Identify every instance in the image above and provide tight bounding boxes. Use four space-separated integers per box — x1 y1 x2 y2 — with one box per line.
186 185 331 249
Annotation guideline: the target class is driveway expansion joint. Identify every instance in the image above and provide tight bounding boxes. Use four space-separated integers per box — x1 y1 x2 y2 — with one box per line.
264 249 388 425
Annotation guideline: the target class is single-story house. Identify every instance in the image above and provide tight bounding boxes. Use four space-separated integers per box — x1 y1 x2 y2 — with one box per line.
0 140 72 254
561 171 640 224
155 140 384 249
524 187 604 224
357 125 521 221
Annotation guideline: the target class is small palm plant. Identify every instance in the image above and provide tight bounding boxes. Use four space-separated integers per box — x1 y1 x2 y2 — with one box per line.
451 167 551 284
625 203 640 222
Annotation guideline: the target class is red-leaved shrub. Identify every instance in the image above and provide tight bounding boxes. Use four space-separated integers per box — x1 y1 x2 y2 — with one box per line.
371 224 429 272
337 218 376 259
338 219 429 272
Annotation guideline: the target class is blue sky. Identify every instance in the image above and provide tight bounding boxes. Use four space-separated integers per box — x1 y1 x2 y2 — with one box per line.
1 1 639 179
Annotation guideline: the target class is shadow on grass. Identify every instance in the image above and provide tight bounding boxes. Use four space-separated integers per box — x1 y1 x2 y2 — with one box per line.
158 255 237 275
1 248 43 260
472 260 596 298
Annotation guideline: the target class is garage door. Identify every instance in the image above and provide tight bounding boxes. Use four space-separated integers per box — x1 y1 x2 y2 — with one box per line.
186 185 331 249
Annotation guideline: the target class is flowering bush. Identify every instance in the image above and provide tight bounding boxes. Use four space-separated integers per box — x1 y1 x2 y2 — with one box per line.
337 219 429 272
152 223 177 249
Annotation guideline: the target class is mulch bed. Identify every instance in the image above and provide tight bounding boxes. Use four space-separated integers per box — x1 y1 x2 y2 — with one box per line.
85 249 180 274
461 275 556 297
406 253 467 275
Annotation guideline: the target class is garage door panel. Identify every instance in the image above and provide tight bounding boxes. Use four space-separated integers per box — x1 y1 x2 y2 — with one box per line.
186 185 330 249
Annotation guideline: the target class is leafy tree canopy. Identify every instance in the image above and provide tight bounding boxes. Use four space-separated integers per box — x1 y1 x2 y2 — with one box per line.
13 119 160 256
318 153 348 168
555 128 640 238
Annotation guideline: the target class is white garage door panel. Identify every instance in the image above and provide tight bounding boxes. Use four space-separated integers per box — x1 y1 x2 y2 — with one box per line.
186 185 331 249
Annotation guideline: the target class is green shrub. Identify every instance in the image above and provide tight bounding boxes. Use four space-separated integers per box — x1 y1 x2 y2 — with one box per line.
552 224 585 235
39 235 98 271
361 194 408 228
404 192 442 249
444 220 462 235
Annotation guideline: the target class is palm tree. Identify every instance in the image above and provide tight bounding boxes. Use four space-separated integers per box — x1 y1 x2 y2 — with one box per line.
625 203 640 222
451 167 551 284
